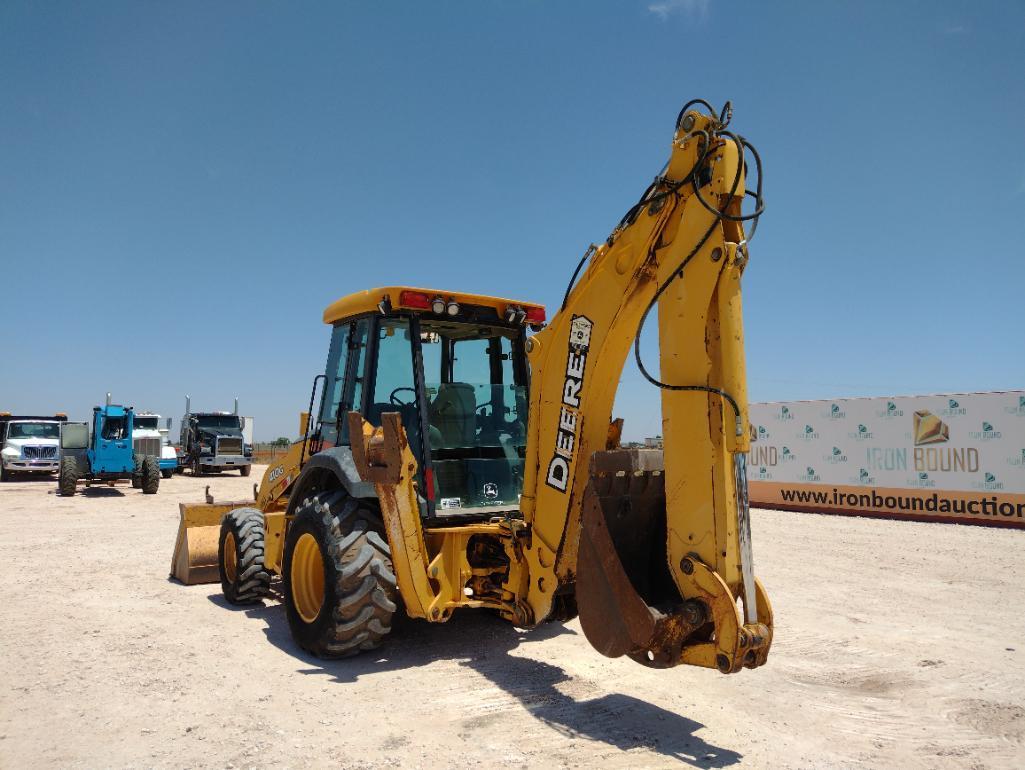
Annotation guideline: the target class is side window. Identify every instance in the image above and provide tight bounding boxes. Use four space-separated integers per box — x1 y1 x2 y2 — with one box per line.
338 319 370 445
319 323 352 431
370 318 416 418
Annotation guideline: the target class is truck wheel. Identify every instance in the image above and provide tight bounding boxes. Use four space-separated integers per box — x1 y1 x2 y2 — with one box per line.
161 468 173 479
240 465 251 477
58 457 78 496
219 507 271 603
0 464 11 482
283 490 397 658
141 456 160 494
132 453 144 489
191 459 201 476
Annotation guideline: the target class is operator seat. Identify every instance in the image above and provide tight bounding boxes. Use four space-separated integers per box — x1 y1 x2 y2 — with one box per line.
428 383 477 448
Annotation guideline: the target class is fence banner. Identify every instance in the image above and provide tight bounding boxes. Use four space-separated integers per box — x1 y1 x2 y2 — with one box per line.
748 392 1025 529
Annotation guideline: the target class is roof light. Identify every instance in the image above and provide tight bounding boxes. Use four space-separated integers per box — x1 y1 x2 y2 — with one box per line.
525 306 546 325
446 300 460 316
399 290 431 310
431 297 446 314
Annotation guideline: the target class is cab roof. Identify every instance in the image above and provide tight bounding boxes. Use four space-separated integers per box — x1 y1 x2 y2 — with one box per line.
322 286 544 325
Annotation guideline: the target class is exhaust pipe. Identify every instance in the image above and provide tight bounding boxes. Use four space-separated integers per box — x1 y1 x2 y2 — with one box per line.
185 395 191 416
234 397 238 415
106 392 112 407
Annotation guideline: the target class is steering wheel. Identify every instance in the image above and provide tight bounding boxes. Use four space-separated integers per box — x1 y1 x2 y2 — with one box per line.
389 387 417 406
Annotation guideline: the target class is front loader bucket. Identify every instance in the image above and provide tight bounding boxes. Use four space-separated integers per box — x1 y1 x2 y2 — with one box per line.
170 503 229 585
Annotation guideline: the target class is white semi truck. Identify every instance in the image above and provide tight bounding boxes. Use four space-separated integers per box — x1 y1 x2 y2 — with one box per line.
0 413 68 481
132 413 180 479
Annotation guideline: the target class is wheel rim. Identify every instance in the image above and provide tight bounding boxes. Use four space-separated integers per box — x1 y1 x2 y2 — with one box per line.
290 532 325 624
224 531 238 583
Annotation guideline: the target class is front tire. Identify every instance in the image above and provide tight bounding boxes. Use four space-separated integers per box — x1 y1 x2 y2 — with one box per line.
282 490 397 658
219 507 271 603
240 464 251 477
58 456 78 496
161 468 173 479
141 456 160 494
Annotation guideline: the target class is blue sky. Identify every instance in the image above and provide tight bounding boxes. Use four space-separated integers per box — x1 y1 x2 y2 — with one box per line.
1 1 1022 441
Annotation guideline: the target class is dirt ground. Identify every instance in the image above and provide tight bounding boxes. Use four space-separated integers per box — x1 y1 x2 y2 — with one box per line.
1 466 1022 769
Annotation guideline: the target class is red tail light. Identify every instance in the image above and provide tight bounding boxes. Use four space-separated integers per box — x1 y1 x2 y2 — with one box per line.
399 290 431 310
424 467 436 502
525 306 546 324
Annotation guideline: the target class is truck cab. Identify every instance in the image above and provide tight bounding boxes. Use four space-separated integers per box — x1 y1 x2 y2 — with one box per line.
133 413 179 478
0 413 68 480
179 400 253 476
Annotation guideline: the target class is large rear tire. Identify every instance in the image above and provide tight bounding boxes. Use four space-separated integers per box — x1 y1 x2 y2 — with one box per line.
219 507 271 603
141 456 160 494
283 490 397 658
131 453 144 489
58 456 78 496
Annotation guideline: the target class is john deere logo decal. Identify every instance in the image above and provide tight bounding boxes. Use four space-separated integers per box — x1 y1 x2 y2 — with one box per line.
545 315 593 492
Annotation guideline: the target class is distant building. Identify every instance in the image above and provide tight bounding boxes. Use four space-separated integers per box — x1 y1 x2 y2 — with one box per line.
644 435 663 449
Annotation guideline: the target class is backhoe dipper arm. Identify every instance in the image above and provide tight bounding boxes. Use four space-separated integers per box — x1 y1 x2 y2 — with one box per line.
517 102 772 671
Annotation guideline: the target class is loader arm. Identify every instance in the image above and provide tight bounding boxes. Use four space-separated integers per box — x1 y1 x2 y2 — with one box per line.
515 101 771 671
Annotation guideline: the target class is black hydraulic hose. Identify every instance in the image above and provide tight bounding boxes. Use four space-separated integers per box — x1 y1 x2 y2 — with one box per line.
631 117 762 422
561 127 717 311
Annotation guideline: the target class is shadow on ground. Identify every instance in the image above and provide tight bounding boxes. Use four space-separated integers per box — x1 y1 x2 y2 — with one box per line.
206 593 741 767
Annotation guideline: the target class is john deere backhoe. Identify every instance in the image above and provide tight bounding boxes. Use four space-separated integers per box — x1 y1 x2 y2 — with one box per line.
171 100 772 673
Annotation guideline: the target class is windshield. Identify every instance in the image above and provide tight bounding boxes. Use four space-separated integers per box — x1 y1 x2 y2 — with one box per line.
419 321 527 513
196 415 241 430
134 417 159 430
7 422 61 440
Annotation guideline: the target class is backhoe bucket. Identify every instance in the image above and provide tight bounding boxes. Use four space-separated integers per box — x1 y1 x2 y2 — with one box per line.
576 450 713 668
169 503 232 585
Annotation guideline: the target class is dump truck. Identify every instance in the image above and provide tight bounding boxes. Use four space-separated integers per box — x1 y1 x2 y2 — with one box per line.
59 395 160 495
177 397 253 476
172 99 772 673
0 412 67 481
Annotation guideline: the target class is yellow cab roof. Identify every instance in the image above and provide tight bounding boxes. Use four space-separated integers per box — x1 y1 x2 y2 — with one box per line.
322 286 544 325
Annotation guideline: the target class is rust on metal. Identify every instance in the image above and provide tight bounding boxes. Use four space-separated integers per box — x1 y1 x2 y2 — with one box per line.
576 449 707 668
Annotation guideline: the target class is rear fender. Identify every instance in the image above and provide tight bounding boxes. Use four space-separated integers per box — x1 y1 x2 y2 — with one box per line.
284 446 378 517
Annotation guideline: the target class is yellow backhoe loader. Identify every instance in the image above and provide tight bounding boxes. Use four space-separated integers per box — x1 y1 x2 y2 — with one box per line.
171 99 772 673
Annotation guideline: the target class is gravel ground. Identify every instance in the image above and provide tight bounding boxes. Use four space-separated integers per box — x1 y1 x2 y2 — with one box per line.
1 466 1022 769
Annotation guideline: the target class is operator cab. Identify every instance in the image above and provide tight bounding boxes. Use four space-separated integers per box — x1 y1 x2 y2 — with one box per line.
316 287 544 520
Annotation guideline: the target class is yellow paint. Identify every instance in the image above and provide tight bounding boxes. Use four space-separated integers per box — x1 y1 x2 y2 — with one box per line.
322 286 543 325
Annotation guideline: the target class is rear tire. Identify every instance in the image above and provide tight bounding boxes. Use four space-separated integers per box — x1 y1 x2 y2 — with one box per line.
58 457 78 496
141 456 160 494
219 507 271 603
283 490 397 658
161 468 173 479
240 464 251 477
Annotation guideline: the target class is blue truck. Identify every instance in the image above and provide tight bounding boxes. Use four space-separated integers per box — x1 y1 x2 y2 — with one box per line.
58 395 160 496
